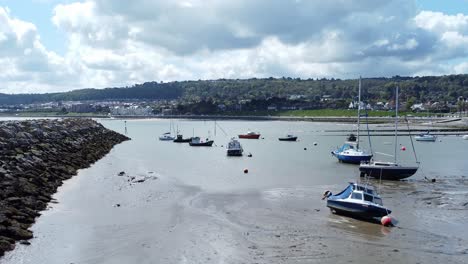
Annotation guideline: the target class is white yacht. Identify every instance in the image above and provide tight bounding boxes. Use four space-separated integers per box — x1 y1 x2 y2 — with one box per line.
227 138 243 156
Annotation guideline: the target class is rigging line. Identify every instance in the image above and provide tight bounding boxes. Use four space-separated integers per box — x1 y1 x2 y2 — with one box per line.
405 116 419 164
365 107 373 156
215 121 228 136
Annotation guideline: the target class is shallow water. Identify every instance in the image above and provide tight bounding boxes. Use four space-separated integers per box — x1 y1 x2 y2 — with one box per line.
3 119 468 263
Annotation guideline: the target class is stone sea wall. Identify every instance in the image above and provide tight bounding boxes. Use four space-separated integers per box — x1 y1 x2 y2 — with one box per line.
0 119 129 256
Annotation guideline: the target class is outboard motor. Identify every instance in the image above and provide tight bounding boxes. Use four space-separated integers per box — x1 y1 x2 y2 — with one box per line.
322 190 332 200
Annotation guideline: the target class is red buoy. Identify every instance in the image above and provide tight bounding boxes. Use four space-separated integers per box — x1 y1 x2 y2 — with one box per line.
401 146 406 151
381 215 393 226
243 168 249 174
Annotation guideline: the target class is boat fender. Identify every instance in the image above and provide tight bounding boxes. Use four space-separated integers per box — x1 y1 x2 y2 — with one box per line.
381 215 393 226
321 190 332 200
401 146 406 151
243 168 249 174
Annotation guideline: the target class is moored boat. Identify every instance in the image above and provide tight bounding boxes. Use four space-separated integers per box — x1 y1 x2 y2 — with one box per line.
359 161 418 180
239 131 260 139
189 137 214 147
346 133 357 142
331 143 373 164
332 77 372 164
415 132 437 142
278 134 298 141
359 86 419 180
322 182 391 222
159 132 175 141
173 134 192 143
227 138 243 156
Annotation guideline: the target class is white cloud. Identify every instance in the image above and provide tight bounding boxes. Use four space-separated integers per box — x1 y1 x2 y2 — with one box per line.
1 1 468 94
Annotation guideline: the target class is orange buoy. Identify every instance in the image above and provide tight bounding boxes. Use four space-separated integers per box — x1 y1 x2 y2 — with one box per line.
381 215 393 226
401 146 406 151
243 168 249 174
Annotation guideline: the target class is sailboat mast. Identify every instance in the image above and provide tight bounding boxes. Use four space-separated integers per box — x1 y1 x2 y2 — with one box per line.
357 76 361 150
394 86 399 164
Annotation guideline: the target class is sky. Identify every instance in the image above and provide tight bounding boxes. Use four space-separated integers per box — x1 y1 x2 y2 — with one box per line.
0 0 468 94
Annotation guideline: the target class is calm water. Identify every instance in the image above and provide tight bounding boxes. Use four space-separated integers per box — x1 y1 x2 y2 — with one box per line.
3 118 468 264
102 118 468 190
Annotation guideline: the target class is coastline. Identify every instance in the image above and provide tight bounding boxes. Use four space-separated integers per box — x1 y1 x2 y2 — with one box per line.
0 119 129 256
1 113 468 125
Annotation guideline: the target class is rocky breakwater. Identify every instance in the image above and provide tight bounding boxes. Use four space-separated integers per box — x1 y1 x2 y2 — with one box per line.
0 118 129 256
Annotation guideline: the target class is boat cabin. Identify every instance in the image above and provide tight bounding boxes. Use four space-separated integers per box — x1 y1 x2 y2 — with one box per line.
332 183 383 206
355 184 382 205
337 143 357 153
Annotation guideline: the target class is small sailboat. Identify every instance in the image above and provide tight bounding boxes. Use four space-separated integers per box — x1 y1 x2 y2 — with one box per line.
359 86 419 180
159 119 176 141
415 110 437 142
278 134 298 141
332 77 372 164
239 131 261 139
227 138 243 156
415 131 437 142
159 132 175 141
322 182 391 222
189 136 214 147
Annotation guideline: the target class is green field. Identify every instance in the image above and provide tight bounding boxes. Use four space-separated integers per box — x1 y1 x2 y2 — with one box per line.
274 109 422 117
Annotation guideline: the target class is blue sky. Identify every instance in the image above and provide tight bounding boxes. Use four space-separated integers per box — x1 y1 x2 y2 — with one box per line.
0 0 70 55
1 0 468 93
416 0 468 15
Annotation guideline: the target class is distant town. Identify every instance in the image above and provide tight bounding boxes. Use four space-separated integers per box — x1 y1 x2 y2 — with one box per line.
1 75 467 117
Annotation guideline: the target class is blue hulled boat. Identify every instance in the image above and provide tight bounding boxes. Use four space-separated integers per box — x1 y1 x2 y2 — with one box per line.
323 183 391 222
332 77 372 164
331 143 372 164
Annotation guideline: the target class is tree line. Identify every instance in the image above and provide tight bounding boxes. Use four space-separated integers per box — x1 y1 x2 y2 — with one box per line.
1 74 467 106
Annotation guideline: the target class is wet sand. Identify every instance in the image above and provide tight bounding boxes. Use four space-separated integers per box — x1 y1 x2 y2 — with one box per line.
3 165 467 263
2 120 468 263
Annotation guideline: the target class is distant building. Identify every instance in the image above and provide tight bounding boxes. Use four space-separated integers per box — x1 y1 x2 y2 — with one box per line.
217 104 226 111
110 105 153 116
289 94 305 100
281 106 297 110
411 103 425 112
321 95 332 102
267 105 277 111
68 103 95 113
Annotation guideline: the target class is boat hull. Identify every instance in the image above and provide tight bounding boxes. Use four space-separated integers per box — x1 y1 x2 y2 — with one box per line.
159 137 175 141
239 134 260 139
415 136 436 142
359 165 418 180
278 137 297 141
227 149 243 156
173 138 192 143
331 151 373 164
327 200 391 221
189 140 214 147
